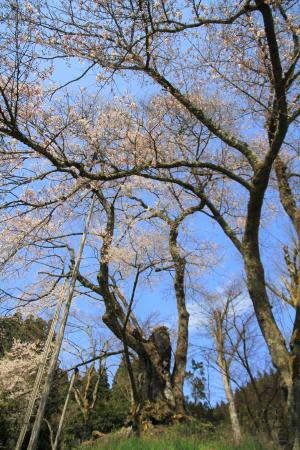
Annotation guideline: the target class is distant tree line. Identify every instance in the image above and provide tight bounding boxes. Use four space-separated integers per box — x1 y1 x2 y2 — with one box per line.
0 314 289 449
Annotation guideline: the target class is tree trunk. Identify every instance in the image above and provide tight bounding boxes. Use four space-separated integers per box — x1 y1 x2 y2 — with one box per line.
243 244 300 449
97 193 188 426
243 246 290 383
286 380 300 450
170 259 189 416
286 307 300 450
220 363 242 444
274 157 300 450
213 313 242 444
134 326 177 424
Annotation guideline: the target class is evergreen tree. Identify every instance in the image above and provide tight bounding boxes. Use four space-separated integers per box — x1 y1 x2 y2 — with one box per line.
0 313 49 356
62 362 129 448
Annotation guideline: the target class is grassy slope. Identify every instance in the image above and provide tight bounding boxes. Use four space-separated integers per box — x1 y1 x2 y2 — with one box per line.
78 424 270 450
79 436 267 450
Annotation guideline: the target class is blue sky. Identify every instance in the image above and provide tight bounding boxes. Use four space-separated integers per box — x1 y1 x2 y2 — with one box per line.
1 42 296 407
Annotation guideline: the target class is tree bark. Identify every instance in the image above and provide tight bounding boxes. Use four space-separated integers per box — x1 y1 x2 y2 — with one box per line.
243 244 291 384
243 152 300 449
286 307 300 450
213 310 242 443
169 220 189 415
119 326 177 425
220 361 242 444
95 192 190 424
274 157 300 449
242 242 300 449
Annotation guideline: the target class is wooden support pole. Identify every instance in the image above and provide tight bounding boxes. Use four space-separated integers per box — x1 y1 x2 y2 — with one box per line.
15 278 69 450
27 194 96 450
53 369 78 450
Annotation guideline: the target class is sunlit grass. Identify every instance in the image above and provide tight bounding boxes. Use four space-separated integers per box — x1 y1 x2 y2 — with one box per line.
78 435 267 450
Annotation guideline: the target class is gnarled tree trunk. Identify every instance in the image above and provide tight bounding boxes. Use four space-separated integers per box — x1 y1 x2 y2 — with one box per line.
134 326 176 424
94 191 192 426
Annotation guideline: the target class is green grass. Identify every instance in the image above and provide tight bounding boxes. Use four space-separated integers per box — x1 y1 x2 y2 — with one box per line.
78 435 267 450
77 422 271 450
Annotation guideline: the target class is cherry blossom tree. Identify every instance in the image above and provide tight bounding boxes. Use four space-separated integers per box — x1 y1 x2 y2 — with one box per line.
0 339 43 400
19 1 298 445
0 1 299 447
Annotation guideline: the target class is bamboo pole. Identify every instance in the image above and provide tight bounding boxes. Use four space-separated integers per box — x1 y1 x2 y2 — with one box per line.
15 278 69 450
53 369 78 450
27 194 96 450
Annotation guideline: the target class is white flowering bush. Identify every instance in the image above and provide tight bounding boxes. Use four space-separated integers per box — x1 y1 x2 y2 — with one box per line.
0 339 43 400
